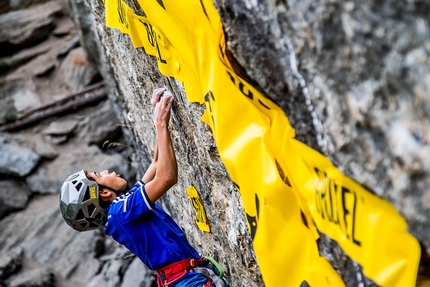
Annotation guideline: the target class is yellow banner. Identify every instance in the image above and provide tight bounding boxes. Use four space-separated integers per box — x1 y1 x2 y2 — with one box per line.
102 0 420 286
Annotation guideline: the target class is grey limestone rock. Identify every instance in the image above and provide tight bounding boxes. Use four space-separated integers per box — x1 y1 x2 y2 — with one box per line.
25 143 132 194
0 133 41 177
0 247 23 279
60 47 99 91
0 180 31 219
9 268 54 287
0 1 64 56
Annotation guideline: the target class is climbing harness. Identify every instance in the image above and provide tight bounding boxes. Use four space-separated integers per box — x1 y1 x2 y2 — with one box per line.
156 257 229 287
157 257 203 286
193 266 227 287
194 257 229 287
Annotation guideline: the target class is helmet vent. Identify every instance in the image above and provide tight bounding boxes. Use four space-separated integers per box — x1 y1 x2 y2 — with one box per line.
68 173 79 181
75 182 83 192
83 187 91 202
88 203 96 216
76 209 85 220
89 222 99 228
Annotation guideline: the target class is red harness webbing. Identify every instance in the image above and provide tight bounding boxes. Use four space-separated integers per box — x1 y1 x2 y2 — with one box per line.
156 257 203 287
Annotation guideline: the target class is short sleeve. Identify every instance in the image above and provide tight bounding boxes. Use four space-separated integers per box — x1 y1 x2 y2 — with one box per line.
110 181 153 223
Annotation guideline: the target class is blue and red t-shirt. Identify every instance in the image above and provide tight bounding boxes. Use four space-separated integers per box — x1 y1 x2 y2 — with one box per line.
104 180 201 271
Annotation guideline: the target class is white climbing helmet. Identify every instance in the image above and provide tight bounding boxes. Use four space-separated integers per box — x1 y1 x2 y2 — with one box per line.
59 170 107 232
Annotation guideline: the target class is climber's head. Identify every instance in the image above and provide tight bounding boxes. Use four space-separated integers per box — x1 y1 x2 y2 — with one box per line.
85 170 127 195
59 169 126 231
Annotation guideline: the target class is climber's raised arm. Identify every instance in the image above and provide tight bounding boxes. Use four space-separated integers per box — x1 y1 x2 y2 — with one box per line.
142 142 158 184
143 87 177 204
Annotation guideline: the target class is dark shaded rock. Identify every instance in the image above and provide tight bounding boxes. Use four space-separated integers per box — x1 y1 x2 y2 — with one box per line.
82 100 122 147
33 137 59 159
56 36 80 58
318 233 378 286
0 1 64 57
0 134 40 177
34 61 55 77
0 180 31 219
43 119 77 136
88 255 122 286
0 1 10 14
88 246 150 287
5 46 50 69
66 0 102 68
0 78 21 123
0 247 23 279
46 135 68 145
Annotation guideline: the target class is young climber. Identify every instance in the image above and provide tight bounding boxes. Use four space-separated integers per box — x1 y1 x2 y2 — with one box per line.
59 88 228 287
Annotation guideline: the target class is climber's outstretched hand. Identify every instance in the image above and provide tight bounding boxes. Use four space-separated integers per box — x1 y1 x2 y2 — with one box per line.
153 88 173 128
151 87 166 107
143 87 177 204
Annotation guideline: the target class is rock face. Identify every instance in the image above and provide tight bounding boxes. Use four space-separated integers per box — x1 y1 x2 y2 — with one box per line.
1 0 430 286
65 1 430 286
0 180 30 219
0 1 63 56
67 0 263 286
0 134 41 177
65 0 430 285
